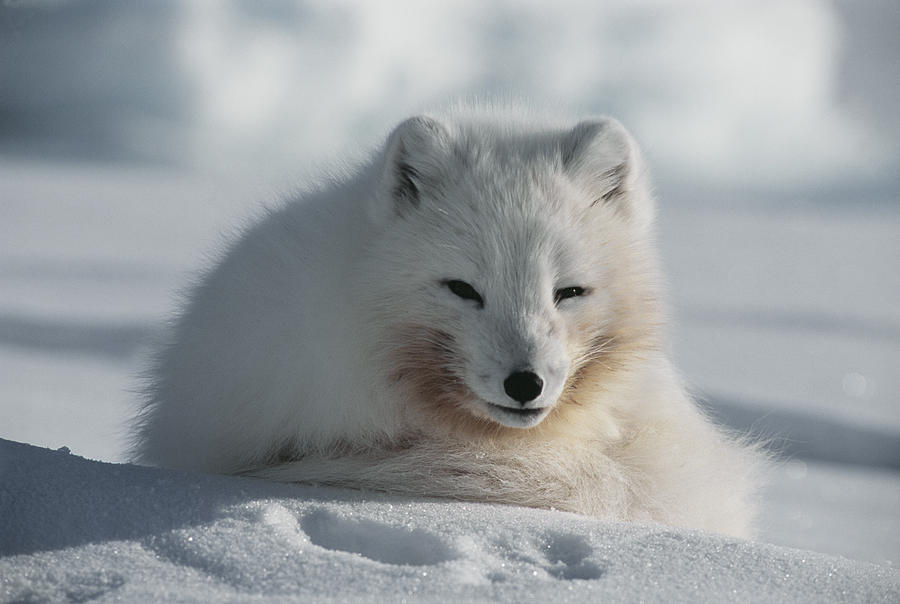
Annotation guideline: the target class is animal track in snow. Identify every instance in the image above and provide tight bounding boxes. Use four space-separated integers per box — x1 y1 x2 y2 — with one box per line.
485 529 606 583
300 507 459 566
143 503 310 590
538 531 606 581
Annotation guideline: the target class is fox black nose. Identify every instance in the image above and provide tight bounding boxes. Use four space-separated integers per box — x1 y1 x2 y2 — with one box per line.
503 371 544 404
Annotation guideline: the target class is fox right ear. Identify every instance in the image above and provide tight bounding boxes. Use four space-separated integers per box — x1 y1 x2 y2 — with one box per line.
375 115 453 221
560 118 653 229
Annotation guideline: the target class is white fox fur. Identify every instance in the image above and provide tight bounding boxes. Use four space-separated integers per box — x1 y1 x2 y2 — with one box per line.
131 106 763 538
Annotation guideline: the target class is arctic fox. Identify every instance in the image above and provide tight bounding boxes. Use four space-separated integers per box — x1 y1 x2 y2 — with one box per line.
131 107 762 538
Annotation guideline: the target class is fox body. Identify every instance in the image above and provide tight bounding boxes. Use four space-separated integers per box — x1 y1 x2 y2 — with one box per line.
132 108 761 537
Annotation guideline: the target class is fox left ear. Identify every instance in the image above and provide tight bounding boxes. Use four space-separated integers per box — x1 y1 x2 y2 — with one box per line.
561 118 653 227
373 115 454 224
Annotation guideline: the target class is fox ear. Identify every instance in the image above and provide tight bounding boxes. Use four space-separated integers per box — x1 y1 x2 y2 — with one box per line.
376 115 452 219
561 118 652 226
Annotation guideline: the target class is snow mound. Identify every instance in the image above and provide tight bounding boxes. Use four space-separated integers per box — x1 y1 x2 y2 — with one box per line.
1 439 897 602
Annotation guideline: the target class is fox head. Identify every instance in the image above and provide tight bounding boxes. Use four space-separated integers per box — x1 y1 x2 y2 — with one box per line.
359 111 662 437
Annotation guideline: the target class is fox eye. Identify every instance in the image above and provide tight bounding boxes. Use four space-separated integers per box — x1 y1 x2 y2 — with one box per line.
554 286 587 304
444 280 484 308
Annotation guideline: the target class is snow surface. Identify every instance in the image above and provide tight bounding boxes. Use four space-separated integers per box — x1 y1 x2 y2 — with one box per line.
1 1 899 601
2 439 898 603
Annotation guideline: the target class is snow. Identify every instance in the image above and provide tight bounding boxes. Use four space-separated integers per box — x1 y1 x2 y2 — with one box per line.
2 1 899 601
3 1 898 192
763 461 900 568
2 439 898 603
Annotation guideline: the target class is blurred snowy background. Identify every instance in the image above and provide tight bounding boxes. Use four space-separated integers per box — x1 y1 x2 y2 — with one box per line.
1 0 898 567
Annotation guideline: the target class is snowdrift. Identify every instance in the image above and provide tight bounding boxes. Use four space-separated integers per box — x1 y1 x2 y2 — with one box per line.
1 439 897 603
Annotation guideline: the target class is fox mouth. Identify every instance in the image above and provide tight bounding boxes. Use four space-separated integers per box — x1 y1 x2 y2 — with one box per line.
486 403 545 417
483 401 550 428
